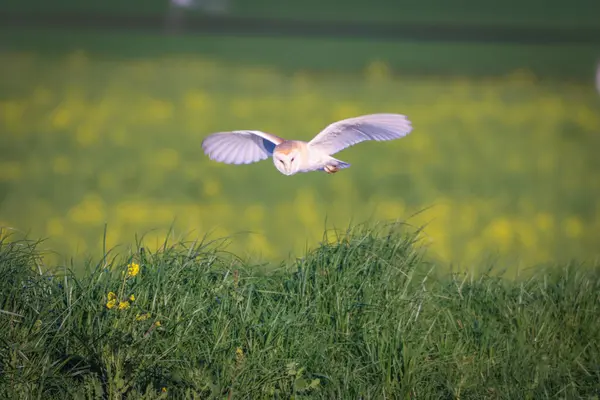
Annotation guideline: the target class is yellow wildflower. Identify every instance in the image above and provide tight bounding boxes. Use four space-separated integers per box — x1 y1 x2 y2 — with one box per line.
126 262 140 278
136 312 150 321
118 301 130 310
33 319 42 332
129 294 135 301
155 321 161 327
235 347 244 363
565 216 583 238
106 292 117 309
161 387 167 393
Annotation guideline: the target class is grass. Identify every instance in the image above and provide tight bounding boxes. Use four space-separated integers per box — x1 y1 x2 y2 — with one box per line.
1 46 599 271
1 223 599 398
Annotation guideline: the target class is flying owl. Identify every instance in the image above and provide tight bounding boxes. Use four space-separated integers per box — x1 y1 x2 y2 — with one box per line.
201 113 413 175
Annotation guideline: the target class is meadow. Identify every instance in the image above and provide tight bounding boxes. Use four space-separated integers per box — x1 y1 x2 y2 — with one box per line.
1 41 600 272
1 225 599 398
1 26 600 398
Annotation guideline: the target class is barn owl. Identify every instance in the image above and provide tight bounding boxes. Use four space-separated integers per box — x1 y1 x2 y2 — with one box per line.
201 113 413 175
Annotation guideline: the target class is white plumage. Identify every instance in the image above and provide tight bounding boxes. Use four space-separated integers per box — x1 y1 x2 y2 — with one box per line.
201 113 413 176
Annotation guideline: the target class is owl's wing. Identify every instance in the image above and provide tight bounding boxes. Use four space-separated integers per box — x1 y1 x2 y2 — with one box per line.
202 130 285 164
307 113 412 155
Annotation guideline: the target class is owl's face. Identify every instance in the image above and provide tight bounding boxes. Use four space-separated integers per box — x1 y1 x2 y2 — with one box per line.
273 148 301 176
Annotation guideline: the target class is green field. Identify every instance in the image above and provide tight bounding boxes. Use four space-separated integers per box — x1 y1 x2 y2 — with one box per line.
4 0 600 28
1 227 599 398
3 29 600 79
1 35 600 271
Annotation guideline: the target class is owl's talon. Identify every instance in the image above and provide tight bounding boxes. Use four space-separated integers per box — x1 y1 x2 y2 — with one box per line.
324 165 339 174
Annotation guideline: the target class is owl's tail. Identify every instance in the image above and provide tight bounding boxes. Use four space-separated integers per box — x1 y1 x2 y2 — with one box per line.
323 157 351 174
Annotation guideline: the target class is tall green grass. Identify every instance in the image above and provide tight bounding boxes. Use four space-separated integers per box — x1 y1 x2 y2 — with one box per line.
1 224 599 398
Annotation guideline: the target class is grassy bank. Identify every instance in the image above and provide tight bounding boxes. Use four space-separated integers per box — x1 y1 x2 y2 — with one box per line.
1 224 599 398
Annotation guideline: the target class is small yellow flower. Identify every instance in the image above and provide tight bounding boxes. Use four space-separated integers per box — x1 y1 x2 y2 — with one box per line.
136 312 150 321
129 294 135 301
118 301 130 310
126 262 140 278
155 321 161 327
106 292 118 309
33 319 42 331
161 387 167 393
235 347 244 363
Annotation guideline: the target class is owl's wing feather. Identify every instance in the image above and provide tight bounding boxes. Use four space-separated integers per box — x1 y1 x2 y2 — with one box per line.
202 130 285 164
307 113 412 155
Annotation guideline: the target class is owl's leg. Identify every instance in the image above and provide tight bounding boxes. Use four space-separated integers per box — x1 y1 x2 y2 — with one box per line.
323 157 351 174
324 165 339 174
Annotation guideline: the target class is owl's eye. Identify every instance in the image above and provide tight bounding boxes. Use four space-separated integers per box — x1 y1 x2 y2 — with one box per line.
279 159 285 165
290 157 295 162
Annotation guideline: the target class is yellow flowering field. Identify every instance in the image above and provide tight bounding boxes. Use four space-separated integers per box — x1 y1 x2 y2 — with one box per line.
0 50 599 271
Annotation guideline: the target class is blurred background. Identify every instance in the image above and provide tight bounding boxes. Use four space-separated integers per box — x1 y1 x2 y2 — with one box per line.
0 0 599 272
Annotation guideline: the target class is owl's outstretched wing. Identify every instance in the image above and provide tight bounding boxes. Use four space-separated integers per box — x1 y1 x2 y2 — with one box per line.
307 113 412 155
202 130 285 164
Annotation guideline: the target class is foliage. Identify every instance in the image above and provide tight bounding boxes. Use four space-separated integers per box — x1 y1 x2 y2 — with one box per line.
1 225 599 398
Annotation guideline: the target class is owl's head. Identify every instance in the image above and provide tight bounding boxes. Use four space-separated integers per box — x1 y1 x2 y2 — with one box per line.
273 143 301 176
